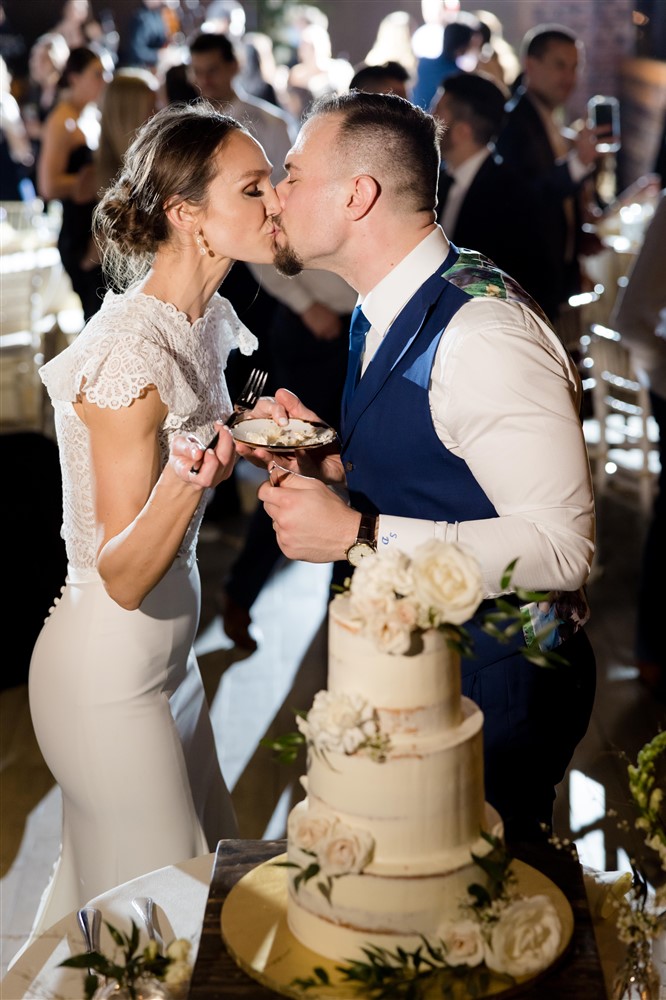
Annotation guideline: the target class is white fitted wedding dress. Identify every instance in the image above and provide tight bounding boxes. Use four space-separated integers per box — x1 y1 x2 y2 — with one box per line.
27 285 256 938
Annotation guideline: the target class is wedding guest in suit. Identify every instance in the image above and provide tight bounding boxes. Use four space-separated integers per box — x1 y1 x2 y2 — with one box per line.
231 92 596 842
495 24 606 324
433 71 547 310
22 100 281 949
610 191 666 700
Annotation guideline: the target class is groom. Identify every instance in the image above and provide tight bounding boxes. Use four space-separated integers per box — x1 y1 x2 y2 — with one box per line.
238 92 597 842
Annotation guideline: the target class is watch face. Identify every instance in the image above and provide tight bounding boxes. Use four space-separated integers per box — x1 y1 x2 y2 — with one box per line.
347 541 376 567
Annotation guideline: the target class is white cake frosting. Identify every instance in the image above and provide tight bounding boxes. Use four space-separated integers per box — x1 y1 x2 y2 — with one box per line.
285 593 504 961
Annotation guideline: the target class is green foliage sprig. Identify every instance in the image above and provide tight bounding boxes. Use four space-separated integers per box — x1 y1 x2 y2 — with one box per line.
59 919 190 1000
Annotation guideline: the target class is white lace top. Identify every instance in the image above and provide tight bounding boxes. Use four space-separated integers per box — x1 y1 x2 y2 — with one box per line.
40 285 257 570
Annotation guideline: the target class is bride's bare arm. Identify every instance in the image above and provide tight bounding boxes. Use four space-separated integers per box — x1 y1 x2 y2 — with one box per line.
79 387 234 610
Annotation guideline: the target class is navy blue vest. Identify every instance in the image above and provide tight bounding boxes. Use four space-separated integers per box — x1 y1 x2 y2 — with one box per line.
342 244 547 526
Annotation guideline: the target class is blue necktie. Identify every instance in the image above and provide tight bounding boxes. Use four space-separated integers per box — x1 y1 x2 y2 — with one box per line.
342 304 372 414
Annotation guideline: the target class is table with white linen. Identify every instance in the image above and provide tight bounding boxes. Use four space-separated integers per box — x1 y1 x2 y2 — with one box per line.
1 854 214 1000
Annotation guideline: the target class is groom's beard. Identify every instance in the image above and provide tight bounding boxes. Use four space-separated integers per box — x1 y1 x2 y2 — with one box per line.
273 241 304 277
272 220 305 277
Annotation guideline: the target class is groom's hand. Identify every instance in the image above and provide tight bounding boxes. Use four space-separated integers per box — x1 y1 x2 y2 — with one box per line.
258 473 360 563
242 387 321 426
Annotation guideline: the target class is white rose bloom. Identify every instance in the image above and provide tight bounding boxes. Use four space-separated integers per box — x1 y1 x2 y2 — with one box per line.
350 550 414 604
288 807 336 852
438 919 485 967
369 614 413 654
164 959 192 997
411 541 484 626
299 691 377 754
485 895 562 977
318 822 375 876
166 939 191 962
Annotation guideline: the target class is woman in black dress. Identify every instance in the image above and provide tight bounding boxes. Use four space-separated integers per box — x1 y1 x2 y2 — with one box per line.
37 46 108 319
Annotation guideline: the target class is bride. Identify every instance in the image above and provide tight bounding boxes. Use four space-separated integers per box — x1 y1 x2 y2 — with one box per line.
24 100 280 942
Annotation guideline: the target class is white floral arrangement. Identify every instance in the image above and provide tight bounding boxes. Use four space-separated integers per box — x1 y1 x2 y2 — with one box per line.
296 690 390 760
345 541 485 655
438 892 561 978
283 806 375 903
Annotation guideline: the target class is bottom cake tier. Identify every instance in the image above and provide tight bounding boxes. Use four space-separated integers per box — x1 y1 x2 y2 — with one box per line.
286 803 503 962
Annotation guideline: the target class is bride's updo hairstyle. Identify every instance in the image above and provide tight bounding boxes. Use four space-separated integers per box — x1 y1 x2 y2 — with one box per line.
94 99 244 289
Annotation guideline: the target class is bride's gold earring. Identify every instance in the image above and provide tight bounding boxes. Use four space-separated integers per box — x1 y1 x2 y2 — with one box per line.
195 229 214 257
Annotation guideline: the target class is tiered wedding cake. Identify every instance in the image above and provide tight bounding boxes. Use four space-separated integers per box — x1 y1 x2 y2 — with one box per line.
285 543 506 962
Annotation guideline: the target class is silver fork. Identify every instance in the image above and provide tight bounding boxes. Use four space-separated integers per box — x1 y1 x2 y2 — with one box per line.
76 907 101 978
131 895 164 952
190 367 268 474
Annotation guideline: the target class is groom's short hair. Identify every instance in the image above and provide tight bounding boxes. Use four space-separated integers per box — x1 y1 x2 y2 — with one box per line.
305 91 442 215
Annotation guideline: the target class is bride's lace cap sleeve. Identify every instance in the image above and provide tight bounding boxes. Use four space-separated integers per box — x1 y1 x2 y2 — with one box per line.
39 297 200 416
215 295 258 357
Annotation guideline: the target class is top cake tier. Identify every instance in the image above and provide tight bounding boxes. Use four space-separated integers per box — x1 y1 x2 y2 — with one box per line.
328 595 463 736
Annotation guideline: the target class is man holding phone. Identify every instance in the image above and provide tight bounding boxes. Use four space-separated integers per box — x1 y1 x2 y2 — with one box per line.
496 23 610 326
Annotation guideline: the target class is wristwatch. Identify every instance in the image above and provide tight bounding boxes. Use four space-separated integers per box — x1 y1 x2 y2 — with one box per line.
345 513 378 566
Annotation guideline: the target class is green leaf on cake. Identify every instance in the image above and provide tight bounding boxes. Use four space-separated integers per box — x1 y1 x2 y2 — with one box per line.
259 729 305 764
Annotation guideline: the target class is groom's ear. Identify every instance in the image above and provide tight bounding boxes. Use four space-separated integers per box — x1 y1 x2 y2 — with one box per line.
345 175 380 219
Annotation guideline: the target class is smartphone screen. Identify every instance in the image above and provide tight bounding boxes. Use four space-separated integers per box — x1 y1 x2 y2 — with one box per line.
588 96 620 153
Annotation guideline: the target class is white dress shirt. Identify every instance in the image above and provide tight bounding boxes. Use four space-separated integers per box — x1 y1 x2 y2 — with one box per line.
356 227 595 597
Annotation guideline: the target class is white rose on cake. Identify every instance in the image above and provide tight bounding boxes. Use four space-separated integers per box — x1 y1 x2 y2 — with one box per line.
297 690 378 755
288 807 336 853
349 548 414 611
411 540 484 627
437 919 485 967
484 895 562 976
318 821 375 876
367 597 420 654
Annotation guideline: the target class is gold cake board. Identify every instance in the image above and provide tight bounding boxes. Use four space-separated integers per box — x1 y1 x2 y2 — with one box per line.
221 854 574 999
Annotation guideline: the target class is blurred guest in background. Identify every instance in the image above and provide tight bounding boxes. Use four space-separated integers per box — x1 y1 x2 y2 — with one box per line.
610 191 666 700
96 68 158 190
120 0 168 70
51 0 103 50
411 0 460 64
473 9 520 89
350 61 410 99
0 56 34 200
434 72 547 309
284 22 353 119
37 46 108 319
203 0 246 40
189 30 294 182
364 10 417 78
161 60 198 104
412 9 483 110
237 32 281 108
496 24 607 325
22 32 70 163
